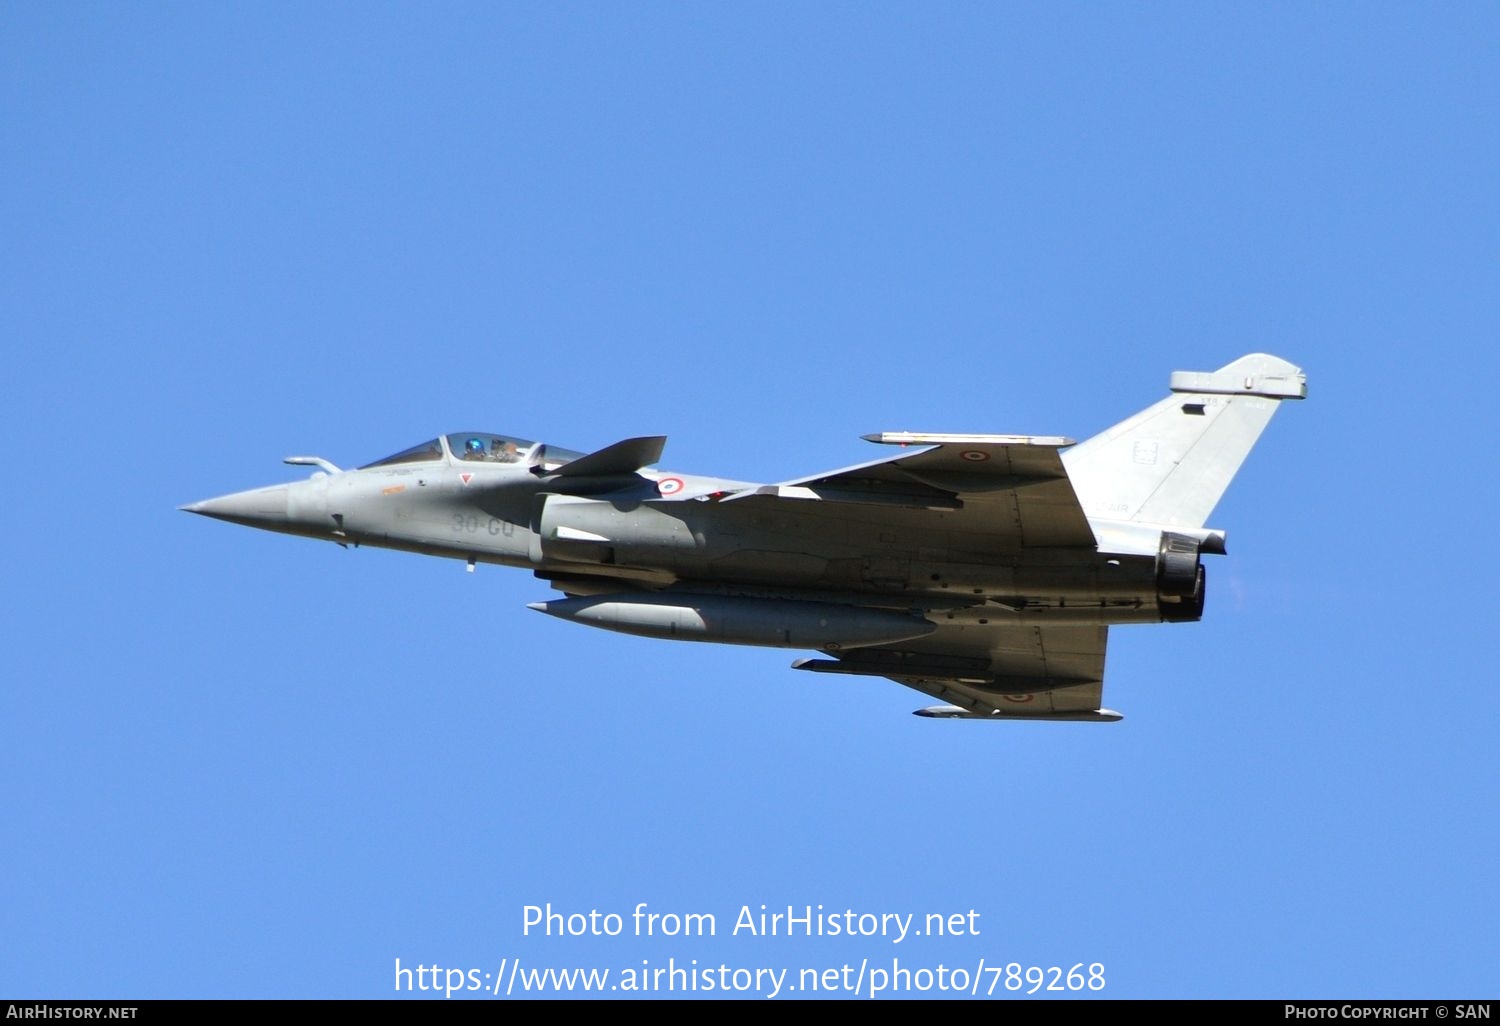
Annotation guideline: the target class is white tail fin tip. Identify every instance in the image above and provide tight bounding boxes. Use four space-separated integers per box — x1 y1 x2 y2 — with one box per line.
1170 353 1307 400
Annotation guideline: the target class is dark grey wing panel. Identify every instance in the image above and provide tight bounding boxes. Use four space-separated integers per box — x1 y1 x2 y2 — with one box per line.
796 623 1117 721
723 438 1096 550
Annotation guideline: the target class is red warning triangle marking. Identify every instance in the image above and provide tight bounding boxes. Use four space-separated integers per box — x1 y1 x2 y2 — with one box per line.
460 473 473 485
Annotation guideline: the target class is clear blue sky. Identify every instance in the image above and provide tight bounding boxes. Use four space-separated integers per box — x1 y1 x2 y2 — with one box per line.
4 2 1496 1000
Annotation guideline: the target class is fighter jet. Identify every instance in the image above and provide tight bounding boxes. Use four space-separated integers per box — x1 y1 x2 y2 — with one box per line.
183 353 1306 721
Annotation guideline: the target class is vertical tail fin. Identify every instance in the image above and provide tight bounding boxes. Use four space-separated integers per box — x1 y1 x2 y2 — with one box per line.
1062 354 1306 529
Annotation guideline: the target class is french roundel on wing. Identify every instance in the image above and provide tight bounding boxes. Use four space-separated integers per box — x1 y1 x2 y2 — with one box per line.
656 476 685 497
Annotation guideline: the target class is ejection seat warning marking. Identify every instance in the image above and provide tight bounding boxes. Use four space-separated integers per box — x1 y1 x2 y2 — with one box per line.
460 473 474 485
959 451 990 462
658 477 685 496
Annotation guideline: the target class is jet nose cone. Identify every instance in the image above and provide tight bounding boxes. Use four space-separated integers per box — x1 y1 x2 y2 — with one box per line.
180 484 291 529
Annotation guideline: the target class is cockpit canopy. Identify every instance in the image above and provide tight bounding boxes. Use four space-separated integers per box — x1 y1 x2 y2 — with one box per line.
361 438 444 468
360 433 585 470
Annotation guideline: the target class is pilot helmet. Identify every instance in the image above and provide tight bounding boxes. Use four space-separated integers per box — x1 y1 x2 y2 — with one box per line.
465 438 484 455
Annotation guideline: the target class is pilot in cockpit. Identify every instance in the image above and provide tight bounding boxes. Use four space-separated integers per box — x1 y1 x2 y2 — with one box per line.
462 438 486 461
491 439 520 463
